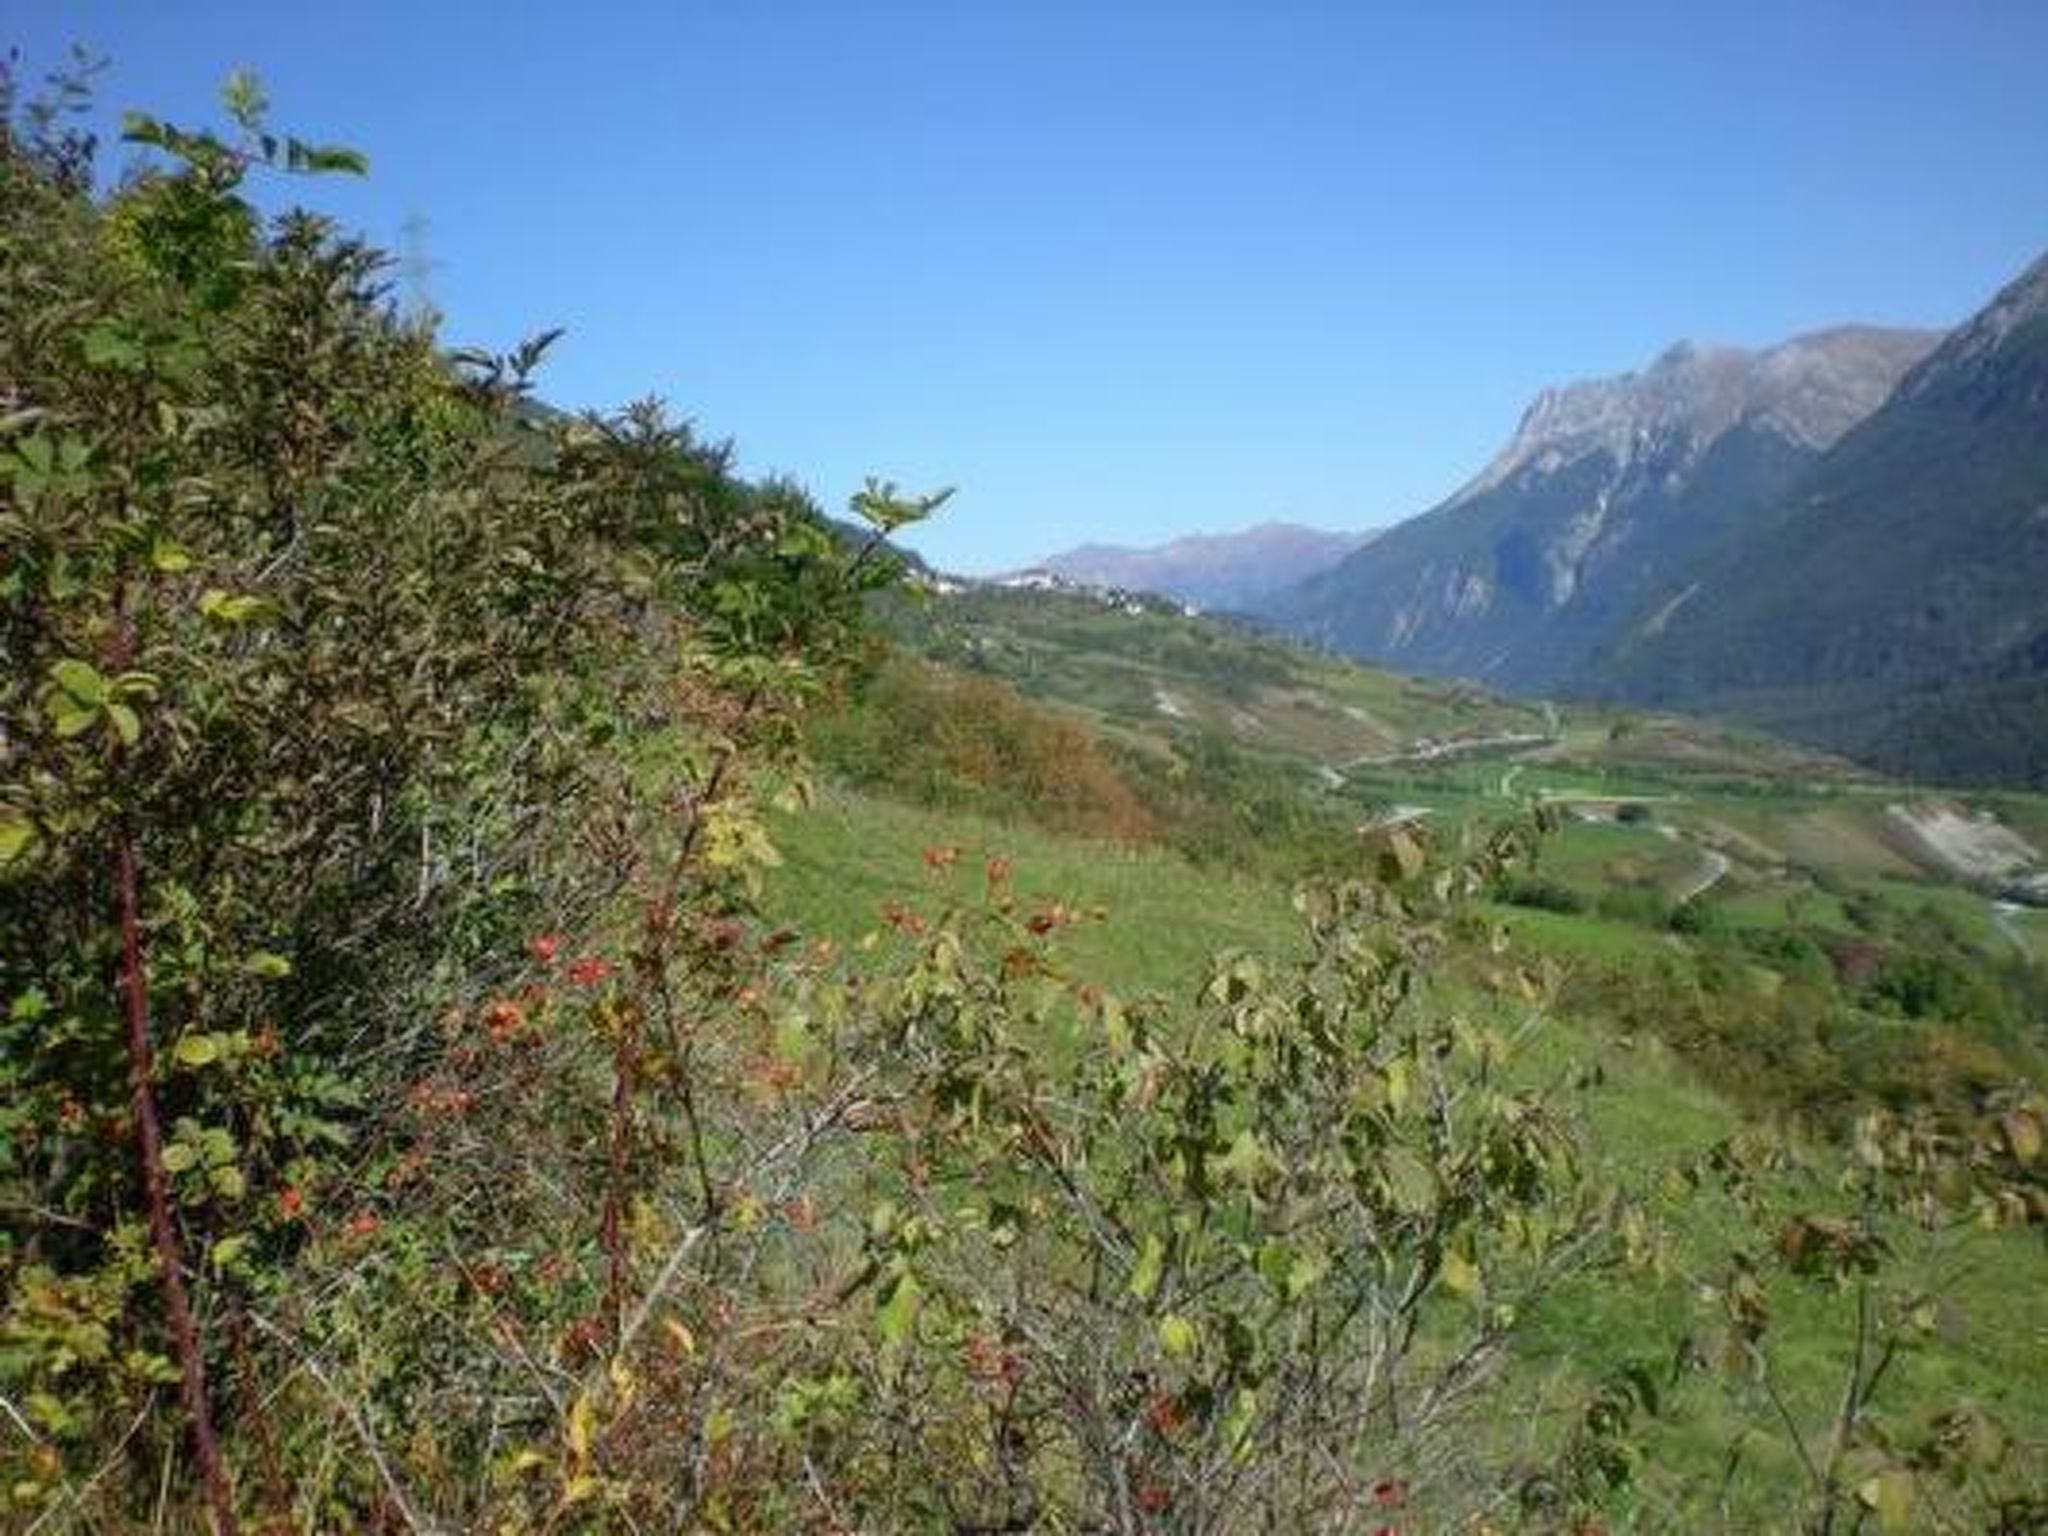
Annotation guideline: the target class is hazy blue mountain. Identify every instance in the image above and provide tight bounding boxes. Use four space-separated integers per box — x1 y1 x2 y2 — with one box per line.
1036 522 1372 610
1265 326 1938 689
1592 249 2048 785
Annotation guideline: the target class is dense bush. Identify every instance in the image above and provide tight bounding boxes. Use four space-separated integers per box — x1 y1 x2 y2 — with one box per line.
0 73 895 1527
808 654 1159 842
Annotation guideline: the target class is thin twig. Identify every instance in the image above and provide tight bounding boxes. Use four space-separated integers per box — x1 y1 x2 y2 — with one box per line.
243 1308 443 1535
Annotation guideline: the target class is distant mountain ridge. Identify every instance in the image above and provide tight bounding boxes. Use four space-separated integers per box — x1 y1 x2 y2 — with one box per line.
1035 522 1371 611
1263 325 1939 690
1594 249 2048 785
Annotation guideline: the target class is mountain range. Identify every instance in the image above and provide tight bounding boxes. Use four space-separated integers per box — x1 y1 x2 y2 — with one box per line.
1593 251 2048 785
1022 249 2046 786
1262 325 1940 690
1032 523 1372 611
1240 248 2046 786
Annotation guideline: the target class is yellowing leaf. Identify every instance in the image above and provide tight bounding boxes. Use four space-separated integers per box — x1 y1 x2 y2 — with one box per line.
2002 1109 2041 1165
149 538 194 573
197 589 278 626
1856 1468 1914 1532
1129 1232 1166 1301
1158 1313 1198 1358
174 1034 221 1068
1384 1057 1413 1114
565 1390 599 1463
1442 1248 1481 1298
210 1234 250 1271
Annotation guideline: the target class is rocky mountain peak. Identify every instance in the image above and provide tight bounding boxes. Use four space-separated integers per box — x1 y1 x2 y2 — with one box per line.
1450 326 1938 508
1896 247 2048 400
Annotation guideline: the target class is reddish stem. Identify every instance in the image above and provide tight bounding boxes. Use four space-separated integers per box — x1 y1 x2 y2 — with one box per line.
118 829 239 1533
600 1000 639 1350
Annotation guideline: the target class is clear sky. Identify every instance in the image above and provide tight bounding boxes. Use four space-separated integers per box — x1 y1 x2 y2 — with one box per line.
15 2 2048 572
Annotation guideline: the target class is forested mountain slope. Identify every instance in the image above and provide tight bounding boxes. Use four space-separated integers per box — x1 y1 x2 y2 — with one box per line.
1594 251 2048 785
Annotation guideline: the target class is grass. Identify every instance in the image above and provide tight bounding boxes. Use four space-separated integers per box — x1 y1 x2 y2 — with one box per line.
1482 902 1682 964
763 784 1303 999
1711 883 1858 935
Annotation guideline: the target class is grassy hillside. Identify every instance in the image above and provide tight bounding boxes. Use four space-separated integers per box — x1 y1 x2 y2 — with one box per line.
762 779 2048 1528
781 594 2047 1521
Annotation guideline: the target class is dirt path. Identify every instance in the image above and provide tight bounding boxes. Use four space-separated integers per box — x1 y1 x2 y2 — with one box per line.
1674 844 1732 904
1655 821 1732 903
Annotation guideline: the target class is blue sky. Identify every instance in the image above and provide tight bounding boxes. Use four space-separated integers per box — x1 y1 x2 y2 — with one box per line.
15 2 2048 572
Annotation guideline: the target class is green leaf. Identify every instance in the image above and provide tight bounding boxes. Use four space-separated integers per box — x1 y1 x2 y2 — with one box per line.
1129 1232 1166 1301
210 1234 251 1271
1158 1314 1198 1359
51 659 108 706
105 702 141 746
243 951 293 979
198 589 278 626
0 813 35 866
208 1164 247 1201
1285 1246 1329 1300
16 433 54 474
221 69 269 130
51 701 100 738
1220 1387 1259 1460
1382 1146 1439 1215
285 139 369 176
81 323 145 371
1217 1128 1268 1185
149 538 194 573
174 1034 221 1068
161 1142 198 1173
1255 1239 1292 1294
876 1270 921 1345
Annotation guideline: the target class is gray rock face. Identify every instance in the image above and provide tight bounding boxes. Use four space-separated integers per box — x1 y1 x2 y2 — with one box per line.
1459 327 1939 508
1896 250 2048 398
1264 325 1939 689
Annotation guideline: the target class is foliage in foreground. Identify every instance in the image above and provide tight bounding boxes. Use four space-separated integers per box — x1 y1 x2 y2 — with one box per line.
0 65 2042 1534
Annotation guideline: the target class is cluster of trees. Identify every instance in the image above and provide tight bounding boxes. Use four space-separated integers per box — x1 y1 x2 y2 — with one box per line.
1 66 2041 1533
807 656 1160 843
1491 864 2046 1131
